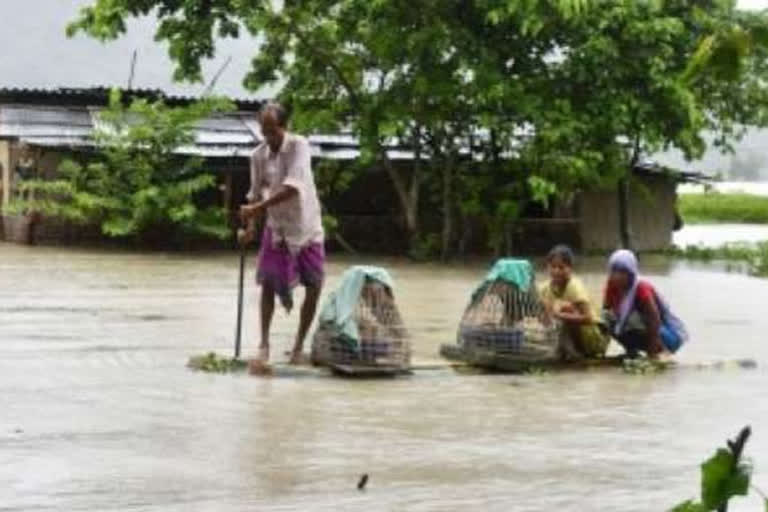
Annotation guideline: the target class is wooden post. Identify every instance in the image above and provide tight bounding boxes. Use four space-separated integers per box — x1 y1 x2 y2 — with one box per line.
617 177 632 250
223 170 234 236
0 141 10 208
234 244 246 359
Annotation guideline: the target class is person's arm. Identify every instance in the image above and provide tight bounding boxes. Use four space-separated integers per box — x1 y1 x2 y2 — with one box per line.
240 185 298 221
637 293 664 355
554 301 592 324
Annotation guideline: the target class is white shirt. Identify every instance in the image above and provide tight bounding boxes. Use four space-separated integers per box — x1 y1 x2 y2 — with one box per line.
247 133 324 252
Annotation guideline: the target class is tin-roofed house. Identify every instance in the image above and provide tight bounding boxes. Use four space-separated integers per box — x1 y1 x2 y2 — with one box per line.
0 87 380 246
0 87 703 252
0 87 264 244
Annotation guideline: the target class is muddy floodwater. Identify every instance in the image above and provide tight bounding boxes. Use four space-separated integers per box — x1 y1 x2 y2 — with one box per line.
2 241 768 511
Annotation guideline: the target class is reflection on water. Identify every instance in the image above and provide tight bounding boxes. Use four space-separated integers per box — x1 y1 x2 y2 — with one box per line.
1 243 766 511
679 181 768 196
674 223 768 248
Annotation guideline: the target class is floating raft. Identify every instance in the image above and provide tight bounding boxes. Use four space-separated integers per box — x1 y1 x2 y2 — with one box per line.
440 343 623 373
188 351 757 378
187 352 463 378
328 360 468 377
439 344 758 374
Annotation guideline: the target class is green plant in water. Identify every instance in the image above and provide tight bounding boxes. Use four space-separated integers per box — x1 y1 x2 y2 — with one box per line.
187 352 247 373
523 365 551 377
670 426 767 511
671 242 768 278
622 358 672 375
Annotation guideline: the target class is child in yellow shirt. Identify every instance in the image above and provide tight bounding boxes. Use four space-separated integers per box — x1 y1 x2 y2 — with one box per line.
539 245 608 359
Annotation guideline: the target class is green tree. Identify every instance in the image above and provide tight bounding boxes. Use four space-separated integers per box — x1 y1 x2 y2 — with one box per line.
14 89 234 244
67 0 597 258
68 0 768 255
539 0 768 249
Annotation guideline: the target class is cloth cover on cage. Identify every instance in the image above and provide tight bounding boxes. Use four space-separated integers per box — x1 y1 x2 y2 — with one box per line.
460 258 558 359
472 259 534 300
318 265 395 350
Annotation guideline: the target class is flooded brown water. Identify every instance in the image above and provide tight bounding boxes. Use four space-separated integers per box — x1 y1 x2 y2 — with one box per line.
674 223 768 248
2 242 767 511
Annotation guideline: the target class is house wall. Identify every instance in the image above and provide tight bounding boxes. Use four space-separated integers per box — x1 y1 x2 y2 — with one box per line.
1 145 73 245
4 142 65 195
579 176 677 252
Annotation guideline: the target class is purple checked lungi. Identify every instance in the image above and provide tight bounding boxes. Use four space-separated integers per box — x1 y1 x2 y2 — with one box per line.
257 227 325 312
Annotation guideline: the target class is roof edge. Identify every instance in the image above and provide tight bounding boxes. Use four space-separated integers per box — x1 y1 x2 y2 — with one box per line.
0 86 264 111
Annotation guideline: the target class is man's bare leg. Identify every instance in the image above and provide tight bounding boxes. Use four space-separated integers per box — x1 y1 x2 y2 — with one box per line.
289 283 321 364
259 283 275 362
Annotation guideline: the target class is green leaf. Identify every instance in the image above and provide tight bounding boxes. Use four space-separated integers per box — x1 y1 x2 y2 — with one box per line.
701 448 752 509
528 176 557 207
668 500 707 512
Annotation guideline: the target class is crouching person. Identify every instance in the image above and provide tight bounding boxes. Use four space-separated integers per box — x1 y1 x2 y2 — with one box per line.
539 245 609 360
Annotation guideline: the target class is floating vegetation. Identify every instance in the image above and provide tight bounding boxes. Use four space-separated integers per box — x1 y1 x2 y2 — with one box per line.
187 352 247 373
622 358 673 375
670 242 768 278
523 366 551 377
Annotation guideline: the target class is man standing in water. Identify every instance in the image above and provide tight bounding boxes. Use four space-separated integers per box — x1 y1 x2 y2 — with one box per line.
239 103 325 365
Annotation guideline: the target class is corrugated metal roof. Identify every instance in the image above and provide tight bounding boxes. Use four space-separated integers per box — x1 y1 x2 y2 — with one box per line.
0 86 263 109
18 136 89 147
0 103 407 162
195 116 253 131
194 131 255 145
0 105 92 125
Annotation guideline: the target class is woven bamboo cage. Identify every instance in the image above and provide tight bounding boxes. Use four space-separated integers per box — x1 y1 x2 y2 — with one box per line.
311 278 411 369
457 279 560 362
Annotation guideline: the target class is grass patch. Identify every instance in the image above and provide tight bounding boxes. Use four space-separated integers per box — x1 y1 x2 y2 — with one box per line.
678 192 768 224
671 241 768 277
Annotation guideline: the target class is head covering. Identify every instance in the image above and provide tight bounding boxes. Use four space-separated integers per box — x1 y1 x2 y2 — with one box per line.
608 250 640 336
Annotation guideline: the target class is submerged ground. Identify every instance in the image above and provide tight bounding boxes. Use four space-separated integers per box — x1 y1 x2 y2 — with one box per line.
2 229 767 510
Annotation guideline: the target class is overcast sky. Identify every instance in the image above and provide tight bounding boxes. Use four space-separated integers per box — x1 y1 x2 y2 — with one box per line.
1 0 765 99
0 0 268 99
739 0 768 8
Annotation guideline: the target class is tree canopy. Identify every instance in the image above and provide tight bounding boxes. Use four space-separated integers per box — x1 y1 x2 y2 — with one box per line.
68 0 768 255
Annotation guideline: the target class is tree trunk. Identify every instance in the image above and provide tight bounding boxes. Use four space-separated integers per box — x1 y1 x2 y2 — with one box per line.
382 159 420 250
458 220 469 260
440 163 453 261
407 165 421 249
620 134 641 251
381 133 422 251
617 176 632 250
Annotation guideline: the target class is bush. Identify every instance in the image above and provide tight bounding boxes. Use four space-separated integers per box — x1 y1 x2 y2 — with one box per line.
11 89 234 244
